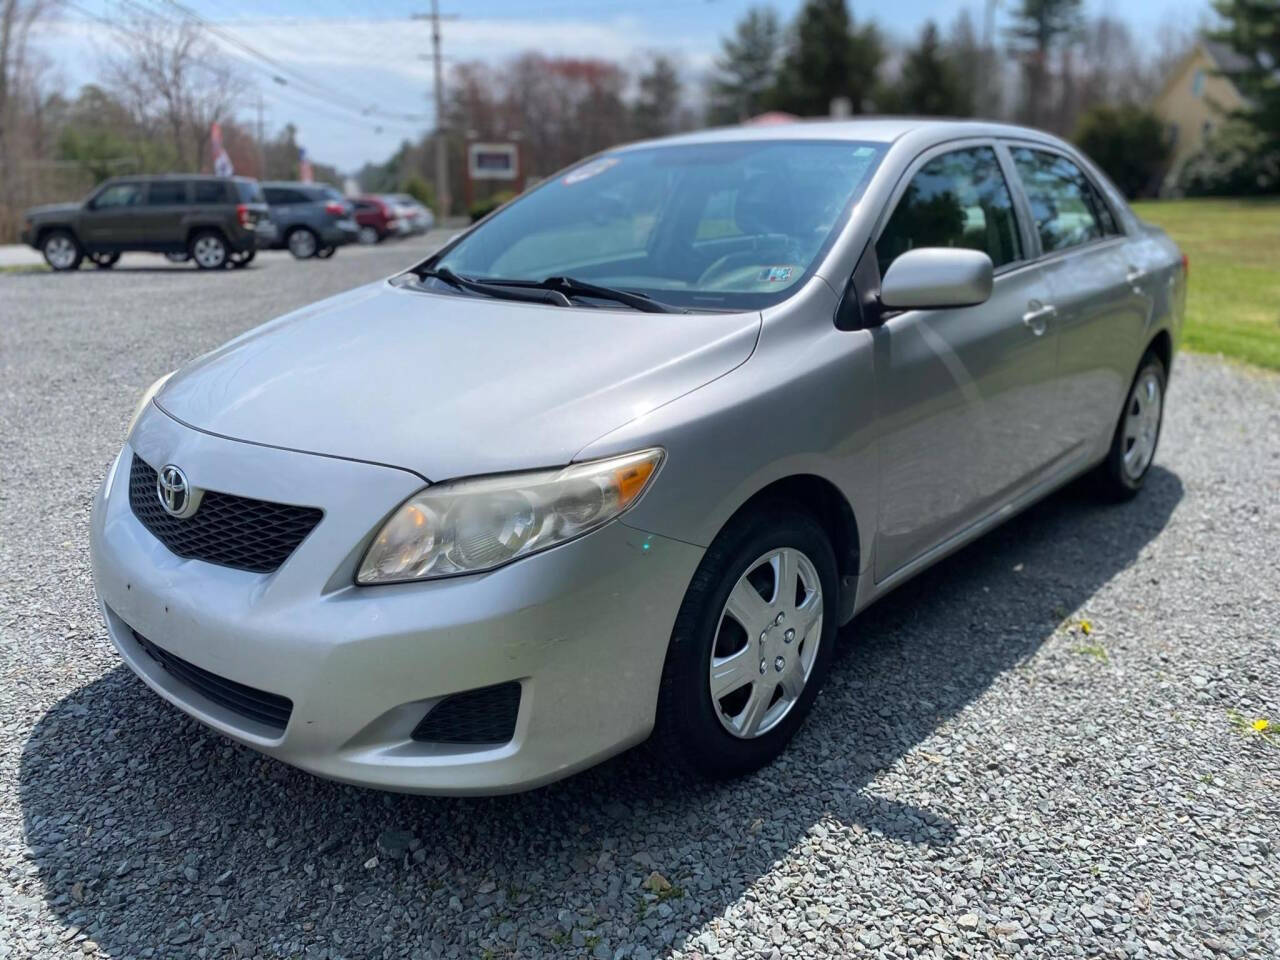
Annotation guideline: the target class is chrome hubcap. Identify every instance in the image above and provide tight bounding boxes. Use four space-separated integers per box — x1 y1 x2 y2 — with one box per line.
45 236 76 268
193 236 225 267
1122 369 1162 480
709 547 823 739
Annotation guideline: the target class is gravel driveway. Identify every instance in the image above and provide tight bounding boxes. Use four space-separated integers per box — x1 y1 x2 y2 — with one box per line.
1 245 1277 960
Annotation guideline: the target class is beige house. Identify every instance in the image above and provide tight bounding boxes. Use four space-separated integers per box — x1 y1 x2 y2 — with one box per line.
1153 40 1250 191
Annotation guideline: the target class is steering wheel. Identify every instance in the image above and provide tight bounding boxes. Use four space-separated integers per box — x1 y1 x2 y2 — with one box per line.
697 234 806 288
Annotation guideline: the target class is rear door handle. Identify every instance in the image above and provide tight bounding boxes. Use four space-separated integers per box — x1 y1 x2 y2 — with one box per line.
1021 301 1056 336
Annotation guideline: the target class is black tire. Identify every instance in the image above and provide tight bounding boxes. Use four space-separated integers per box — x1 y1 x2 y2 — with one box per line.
316 245 336 259
1093 349 1167 501
652 503 839 779
229 250 256 269
164 251 190 263
189 230 229 270
41 230 83 271
286 227 319 259
89 251 120 269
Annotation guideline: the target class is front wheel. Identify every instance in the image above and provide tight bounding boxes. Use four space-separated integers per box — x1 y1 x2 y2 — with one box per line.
357 225 380 245
42 230 83 271
653 504 838 779
190 230 229 269
89 251 120 269
316 245 336 259
1094 350 1167 501
229 249 255 269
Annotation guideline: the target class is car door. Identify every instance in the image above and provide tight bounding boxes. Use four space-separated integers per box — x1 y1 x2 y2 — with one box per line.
79 182 145 249
1006 145 1153 456
135 179 190 251
871 142 1062 582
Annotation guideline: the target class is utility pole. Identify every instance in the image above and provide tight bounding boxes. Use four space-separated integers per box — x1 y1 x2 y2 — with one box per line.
428 0 450 219
256 92 266 178
981 0 998 112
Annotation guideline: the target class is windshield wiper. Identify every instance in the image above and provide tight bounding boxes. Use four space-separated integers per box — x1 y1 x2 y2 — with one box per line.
470 275 679 313
417 266 571 307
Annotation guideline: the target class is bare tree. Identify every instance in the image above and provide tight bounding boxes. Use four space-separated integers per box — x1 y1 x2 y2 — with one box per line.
0 0 57 231
102 15 247 171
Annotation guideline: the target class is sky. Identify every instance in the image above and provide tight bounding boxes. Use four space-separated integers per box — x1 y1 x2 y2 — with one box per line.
36 0 1209 173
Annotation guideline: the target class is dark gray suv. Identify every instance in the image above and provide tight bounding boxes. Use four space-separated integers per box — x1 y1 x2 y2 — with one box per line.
20 175 273 271
261 182 358 259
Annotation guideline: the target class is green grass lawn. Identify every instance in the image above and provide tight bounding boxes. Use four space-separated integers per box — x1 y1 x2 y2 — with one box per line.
1132 197 1280 372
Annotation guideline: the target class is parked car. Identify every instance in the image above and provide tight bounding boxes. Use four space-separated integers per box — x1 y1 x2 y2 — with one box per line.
20 175 272 271
350 195 401 245
91 119 1184 795
261 182 358 259
384 193 435 234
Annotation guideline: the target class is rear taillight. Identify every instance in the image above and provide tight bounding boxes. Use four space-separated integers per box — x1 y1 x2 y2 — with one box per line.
1181 251 1189 278
324 201 345 216
236 203 251 228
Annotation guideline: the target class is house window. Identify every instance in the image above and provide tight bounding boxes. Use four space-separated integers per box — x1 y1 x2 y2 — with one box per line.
1192 69 1205 96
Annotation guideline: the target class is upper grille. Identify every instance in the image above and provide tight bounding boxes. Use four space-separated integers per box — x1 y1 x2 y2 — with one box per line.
412 682 522 745
132 628 293 732
129 455 322 574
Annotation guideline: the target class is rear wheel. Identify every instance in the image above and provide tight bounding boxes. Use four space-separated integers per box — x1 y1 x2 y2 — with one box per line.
357 225 380 245
164 251 190 263
88 251 120 269
653 504 837 779
286 227 318 259
316 245 336 259
190 230 229 270
42 230 83 271
1094 349 1167 500
229 249 255 269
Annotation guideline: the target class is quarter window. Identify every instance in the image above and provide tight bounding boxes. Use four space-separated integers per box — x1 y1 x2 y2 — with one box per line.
876 146 1022 276
192 180 227 203
1009 147 1117 253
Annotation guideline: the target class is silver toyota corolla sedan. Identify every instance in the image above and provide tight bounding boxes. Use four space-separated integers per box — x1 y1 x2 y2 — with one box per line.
90 119 1184 794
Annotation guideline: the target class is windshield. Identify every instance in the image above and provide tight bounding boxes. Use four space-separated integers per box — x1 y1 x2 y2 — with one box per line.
428 139 886 310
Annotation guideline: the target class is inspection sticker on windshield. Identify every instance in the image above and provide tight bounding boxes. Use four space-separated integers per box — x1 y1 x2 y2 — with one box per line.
757 266 796 283
563 157 619 185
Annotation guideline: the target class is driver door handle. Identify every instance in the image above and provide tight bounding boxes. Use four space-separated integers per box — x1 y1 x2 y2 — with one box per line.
1022 300 1056 336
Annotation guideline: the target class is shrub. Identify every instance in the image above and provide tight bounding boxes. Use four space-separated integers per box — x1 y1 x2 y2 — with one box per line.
400 175 436 213
1179 121 1280 197
1074 104 1171 199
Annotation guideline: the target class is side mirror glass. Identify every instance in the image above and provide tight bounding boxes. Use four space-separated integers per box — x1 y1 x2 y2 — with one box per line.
880 248 994 310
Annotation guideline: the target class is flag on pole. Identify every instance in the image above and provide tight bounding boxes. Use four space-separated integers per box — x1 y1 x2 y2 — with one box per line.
298 147 313 183
211 122 234 176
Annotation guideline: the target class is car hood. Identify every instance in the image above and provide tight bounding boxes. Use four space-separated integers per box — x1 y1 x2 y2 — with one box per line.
156 281 761 480
26 202 81 219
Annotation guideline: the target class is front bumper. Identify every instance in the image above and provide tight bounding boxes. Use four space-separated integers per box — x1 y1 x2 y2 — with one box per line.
90 405 701 794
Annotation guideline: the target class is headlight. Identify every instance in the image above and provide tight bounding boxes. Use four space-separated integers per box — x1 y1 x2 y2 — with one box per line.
357 448 664 584
126 371 175 436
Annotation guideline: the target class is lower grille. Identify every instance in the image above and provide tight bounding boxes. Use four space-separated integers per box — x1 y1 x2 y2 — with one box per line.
412 682 521 745
132 629 293 732
129 455 322 574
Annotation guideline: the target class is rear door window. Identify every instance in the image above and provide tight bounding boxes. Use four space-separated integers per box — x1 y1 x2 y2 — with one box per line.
1009 147 1118 253
192 180 228 204
876 146 1022 276
146 181 188 205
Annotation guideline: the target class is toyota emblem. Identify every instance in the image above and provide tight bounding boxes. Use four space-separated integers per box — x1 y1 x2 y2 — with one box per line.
156 464 193 518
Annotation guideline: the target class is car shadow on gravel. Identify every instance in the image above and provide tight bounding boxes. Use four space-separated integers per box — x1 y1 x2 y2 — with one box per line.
18 467 1182 958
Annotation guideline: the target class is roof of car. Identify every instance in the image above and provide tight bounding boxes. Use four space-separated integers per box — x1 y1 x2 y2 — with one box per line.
617 117 1064 151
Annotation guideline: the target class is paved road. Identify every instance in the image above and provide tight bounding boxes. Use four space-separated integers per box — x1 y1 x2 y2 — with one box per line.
1 248 1278 959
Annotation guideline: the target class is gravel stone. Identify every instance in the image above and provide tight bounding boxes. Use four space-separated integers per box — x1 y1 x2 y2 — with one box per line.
2 242 1279 958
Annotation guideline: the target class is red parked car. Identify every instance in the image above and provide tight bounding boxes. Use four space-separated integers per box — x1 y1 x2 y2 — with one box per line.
351 196 401 245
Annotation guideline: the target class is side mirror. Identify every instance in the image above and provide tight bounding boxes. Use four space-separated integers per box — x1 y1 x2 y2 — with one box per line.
880 248 994 311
